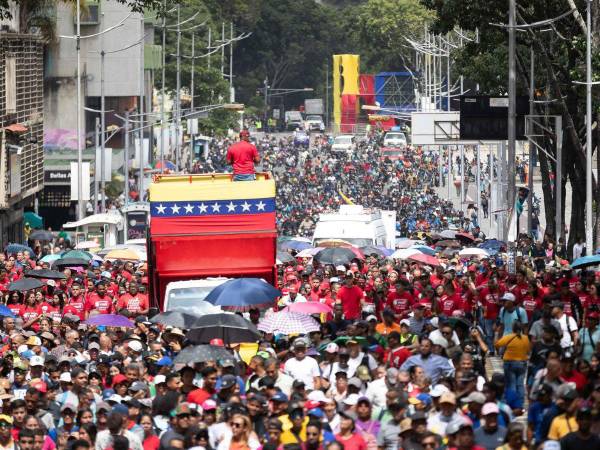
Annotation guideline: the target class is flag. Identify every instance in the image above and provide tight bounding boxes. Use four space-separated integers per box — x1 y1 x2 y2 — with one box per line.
149 174 276 236
338 189 354 205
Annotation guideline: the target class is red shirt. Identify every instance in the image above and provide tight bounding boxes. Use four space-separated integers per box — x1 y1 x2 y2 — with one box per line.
187 387 214 405
387 346 412 368
335 433 367 450
117 293 149 314
7 304 24 317
21 306 40 323
66 295 85 316
86 293 114 314
479 288 503 320
387 291 414 318
439 294 462 316
226 141 259 175
337 286 364 320
521 295 542 320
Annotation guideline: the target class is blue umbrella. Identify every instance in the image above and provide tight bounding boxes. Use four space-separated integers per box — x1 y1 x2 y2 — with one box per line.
0 305 15 318
6 243 34 255
478 239 505 250
204 278 282 312
410 245 436 256
279 240 312 252
572 255 600 269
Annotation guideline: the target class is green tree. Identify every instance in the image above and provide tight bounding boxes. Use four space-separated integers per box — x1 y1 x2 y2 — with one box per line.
422 0 600 245
354 0 435 72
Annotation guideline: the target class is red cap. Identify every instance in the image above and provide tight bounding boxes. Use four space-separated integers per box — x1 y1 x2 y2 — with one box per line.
587 311 600 320
31 379 47 393
210 338 225 347
112 374 128 386
297 265 304 272
305 400 321 410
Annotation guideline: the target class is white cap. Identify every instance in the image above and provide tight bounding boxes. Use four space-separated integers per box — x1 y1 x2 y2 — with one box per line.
325 343 339 354
128 340 143 352
335 265 346 271
107 394 123 404
46 279 56 287
400 319 411 327
17 344 28 354
59 372 72 383
365 315 377 322
501 292 516 302
430 384 450 397
343 393 360 406
307 390 328 403
429 317 439 329
154 375 166 385
541 441 560 450
30 355 44 367
430 335 448 349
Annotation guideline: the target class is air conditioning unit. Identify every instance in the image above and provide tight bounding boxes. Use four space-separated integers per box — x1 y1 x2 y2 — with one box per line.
74 1 100 26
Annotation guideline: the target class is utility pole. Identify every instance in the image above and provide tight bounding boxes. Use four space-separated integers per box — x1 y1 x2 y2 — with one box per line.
221 22 225 76
100 12 106 212
229 22 234 102
528 47 535 236
325 61 330 128
446 35 451 112
76 0 83 219
585 0 593 255
175 4 181 171
94 117 100 213
159 0 166 171
139 14 145 197
507 0 517 239
124 111 130 207
263 77 269 124
190 32 195 111
207 27 211 69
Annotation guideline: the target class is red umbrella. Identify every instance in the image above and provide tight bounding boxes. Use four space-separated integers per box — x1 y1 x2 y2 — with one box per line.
407 253 441 267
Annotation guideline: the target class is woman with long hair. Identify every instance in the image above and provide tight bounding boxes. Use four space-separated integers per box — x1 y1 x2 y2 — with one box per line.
78 423 97 447
218 414 256 450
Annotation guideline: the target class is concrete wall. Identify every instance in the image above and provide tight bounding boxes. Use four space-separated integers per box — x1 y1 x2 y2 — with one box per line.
46 1 145 97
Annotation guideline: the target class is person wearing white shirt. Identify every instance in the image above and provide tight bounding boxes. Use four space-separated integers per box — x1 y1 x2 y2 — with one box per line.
283 338 321 390
346 340 377 377
553 302 578 350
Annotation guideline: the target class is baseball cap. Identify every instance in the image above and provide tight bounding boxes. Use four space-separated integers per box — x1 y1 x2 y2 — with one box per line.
356 366 371 382
30 379 47 393
556 383 578 401
307 390 328 404
270 392 289 403
366 315 378 322
112 374 128 385
201 399 217 411
59 372 72 383
324 343 339 354
26 336 42 346
335 265 346 271
445 417 472 435
481 402 500 416
128 340 143 352
156 356 173 367
439 392 457 405
0 415 12 425
343 393 360 406
220 374 237 390
462 391 486 404
348 377 362 389
500 293 516 302
386 368 399 385
129 381 148 392
398 418 412 434
29 355 44 367
88 342 100 351
154 375 166 385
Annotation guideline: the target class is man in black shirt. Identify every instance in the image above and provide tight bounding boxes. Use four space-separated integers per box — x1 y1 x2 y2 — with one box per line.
560 408 600 450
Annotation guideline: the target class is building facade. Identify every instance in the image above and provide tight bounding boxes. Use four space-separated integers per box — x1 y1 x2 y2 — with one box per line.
0 32 45 244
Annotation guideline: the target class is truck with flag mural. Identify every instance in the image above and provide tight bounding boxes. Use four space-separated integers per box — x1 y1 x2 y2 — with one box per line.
147 173 277 310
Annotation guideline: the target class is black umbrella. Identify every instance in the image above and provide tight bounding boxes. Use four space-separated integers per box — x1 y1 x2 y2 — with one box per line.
28 230 54 241
276 251 295 264
8 278 45 292
313 247 358 266
186 313 261 344
53 257 89 267
24 269 66 280
173 345 232 364
359 246 387 257
150 311 200 329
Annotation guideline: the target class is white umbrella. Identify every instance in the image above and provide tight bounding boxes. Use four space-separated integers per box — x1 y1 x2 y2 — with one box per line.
296 247 324 258
391 248 420 259
75 241 100 250
458 248 490 258
395 239 419 249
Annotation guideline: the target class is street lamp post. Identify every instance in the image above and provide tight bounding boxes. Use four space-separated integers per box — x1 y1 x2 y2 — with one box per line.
586 0 593 255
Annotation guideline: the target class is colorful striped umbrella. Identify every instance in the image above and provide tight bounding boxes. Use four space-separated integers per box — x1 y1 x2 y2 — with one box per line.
258 311 320 335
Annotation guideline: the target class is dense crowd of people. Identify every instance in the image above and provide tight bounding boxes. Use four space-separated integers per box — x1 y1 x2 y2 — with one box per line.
0 131 599 450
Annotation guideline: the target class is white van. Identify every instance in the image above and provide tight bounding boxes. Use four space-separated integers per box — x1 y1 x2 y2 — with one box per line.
312 205 394 247
383 131 407 148
163 278 228 314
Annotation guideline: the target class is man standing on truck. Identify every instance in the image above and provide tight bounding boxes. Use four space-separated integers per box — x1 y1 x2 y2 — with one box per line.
227 129 260 181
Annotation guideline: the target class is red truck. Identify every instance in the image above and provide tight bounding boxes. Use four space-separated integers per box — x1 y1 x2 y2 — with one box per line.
147 173 277 310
